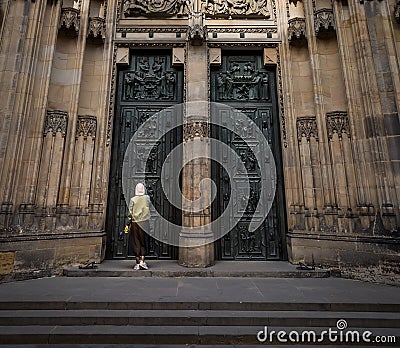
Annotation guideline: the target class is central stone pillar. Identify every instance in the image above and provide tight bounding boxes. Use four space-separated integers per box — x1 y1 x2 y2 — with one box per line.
179 39 214 268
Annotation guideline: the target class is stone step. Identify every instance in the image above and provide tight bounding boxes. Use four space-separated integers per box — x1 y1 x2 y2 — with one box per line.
0 309 399 328
1 300 399 312
0 325 398 345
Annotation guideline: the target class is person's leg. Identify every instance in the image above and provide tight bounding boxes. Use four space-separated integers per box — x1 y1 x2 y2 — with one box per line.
132 222 141 269
138 220 150 269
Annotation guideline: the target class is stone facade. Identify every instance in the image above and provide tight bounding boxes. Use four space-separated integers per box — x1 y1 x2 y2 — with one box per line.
0 0 399 280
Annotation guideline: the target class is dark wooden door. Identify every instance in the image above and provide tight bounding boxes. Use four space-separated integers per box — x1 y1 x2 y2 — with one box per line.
106 51 182 259
211 52 287 260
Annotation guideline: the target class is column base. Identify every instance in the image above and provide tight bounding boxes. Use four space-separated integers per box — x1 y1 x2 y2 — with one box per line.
179 239 215 268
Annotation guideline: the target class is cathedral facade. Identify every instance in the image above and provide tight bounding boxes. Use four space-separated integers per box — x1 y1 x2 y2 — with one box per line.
0 0 399 280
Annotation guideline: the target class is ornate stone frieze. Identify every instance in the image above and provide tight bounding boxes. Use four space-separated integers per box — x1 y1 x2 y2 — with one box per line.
201 0 270 18
87 17 106 40
296 116 318 142
187 12 206 46
43 110 68 137
395 1 400 24
124 56 176 101
326 111 350 140
288 17 306 43
123 0 190 17
183 121 210 141
76 115 97 140
59 7 80 34
215 58 270 101
314 8 335 37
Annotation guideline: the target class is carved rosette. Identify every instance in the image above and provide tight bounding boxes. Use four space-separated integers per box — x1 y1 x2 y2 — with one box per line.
201 0 270 18
59 7 80 34
326 111 350 140
395 2 400 24
288 17 307 43
43 110 68 137
314 8 335 37
123 0 190 17
76 115 97 140
297 116 318 142
183 121 210 141
88 17 106 40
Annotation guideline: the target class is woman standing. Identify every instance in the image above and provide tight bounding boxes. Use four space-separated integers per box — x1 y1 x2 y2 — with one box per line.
129 183 150 270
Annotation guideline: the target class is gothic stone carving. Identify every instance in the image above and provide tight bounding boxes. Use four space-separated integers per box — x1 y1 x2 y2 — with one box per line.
183 121 210 141
76 115 97 140
123 0 190 17
326 111 350 140
395 1 400 24
314 9 335 37
187 12 206 46
43 110 68 137
201 0 270 18
216 60 270 101
59 7 80 34
88 17 106 40
297 116 318 142
124 56 176 101
288 17 306 43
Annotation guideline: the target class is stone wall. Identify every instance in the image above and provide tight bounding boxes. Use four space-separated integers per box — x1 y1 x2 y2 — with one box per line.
0 0 398 279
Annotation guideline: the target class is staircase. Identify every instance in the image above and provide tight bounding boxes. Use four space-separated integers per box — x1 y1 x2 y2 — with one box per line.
0 298 399 345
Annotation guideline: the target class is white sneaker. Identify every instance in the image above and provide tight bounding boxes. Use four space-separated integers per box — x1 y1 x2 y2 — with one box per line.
139 261 148 270
133 264 140 270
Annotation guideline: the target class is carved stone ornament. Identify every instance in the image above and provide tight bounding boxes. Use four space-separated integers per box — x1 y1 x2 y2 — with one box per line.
123 0 190 17
124 56 176 101
187 12 206 46
288 17 306 43
216 59 270 101
59 7 80 34
201 0 270 18
297 116 318 142
326 111 350 140
183 121 210 141
43 110 68 137
314 8 335 37
76 115 97 140
87 17 106 40
395 1 400 24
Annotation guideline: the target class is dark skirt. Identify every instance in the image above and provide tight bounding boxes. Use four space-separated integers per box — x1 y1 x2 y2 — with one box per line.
128 220 150 258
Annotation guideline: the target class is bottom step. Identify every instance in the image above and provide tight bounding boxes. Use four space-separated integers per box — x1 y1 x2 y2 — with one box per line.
0 325 398 346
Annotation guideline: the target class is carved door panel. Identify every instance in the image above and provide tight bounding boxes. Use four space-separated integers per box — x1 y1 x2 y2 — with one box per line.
211 52 287 260
106 52 182 259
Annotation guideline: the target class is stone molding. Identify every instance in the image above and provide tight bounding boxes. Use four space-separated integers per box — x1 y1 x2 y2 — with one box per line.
297 116 318 142
59 7 80 34
326 111 351 140
314 8 335 37
288 17 306 43
43 110 68 137
88 17 106 40
76 115 97 140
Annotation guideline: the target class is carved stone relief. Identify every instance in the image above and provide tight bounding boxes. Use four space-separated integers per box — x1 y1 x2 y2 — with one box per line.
187 12 206 46
59 7 80 34
216 59 270 101
183 121 210 141
395 1 400 24
87 17 106 40
288 17 306 43
43 110 68 137
326 111 350 140
124 56 176 101
123 0 190 17
296 116 318 142
314 8 335 37
76 115 97 140
201 0 270 18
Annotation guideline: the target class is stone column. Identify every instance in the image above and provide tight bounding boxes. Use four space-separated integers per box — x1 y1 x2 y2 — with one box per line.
179 27 214 267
